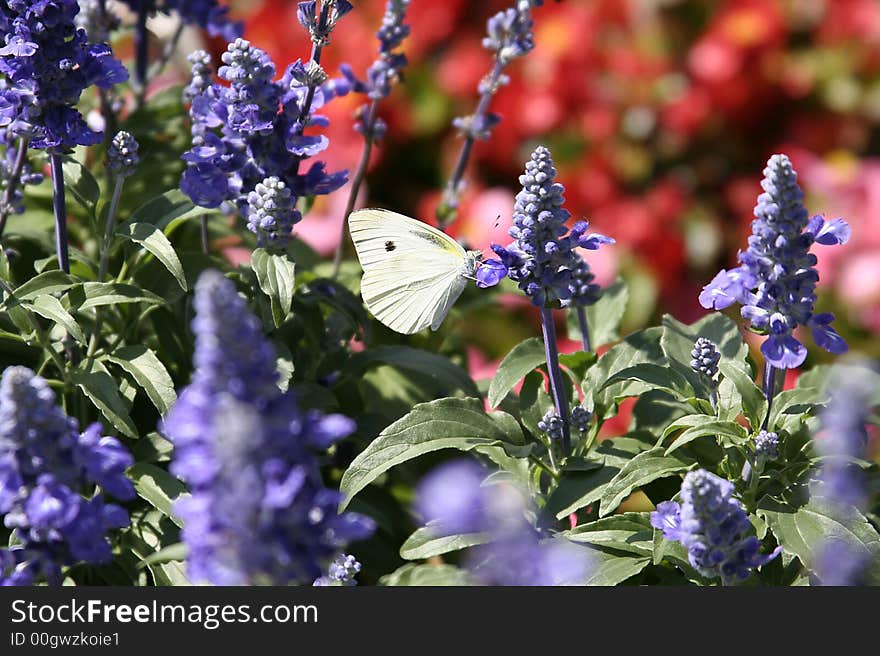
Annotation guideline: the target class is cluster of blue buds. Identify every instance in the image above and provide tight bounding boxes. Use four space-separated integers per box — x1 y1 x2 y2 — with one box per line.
753 430 779 462
690 337 721 379
107 131 140 178
651 469 781 584
0 366 134 586
416 460 591 585
566 256 602 308
342 0 411 142
480 146 613 306
538 409 564 441
118 0 242 42
313 554 361 586
161 271 374 585
0 0 128 152
570 405 591 433
246 177 301 248
180 38 352 243
699 154 850 369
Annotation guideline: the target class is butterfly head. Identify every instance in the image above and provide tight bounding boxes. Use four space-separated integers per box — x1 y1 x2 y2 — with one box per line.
461 250 483 279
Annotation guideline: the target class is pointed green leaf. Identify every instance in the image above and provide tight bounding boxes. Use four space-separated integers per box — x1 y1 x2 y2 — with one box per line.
566 278 629 348
581 547 651 586
62 157 100 213
339 398 528 510
400 525 491 560
71 363 138 438
379 563 474 586
105 345 177 414
718 359 767 428
600 362 693 399
12 271 75 301
26 294 85 343
67 282 164 311
565 512 654 556
128 463 188 528
664 419 748 455
488 337 546 408
126 189 203 234
346 345 479 398
599 447 695 517
117 222 187 290
252 248 296 328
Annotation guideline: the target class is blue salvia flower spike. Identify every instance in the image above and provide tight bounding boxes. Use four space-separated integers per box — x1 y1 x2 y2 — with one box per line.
699 154 850 422
651 470 781 585
162 271 374 585
0 366 134 586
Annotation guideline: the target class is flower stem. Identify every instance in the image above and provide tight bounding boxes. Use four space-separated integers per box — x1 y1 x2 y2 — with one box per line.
134 7 150 105
49 154 70 274
761 363 779 430
331 98 380 278
541 307 571 452
576 306 591 352
0 137 30 238
87 175 125 358
436 59 506 229
200 215 210 254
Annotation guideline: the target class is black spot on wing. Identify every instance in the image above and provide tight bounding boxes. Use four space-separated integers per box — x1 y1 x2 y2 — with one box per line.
385 240 396 252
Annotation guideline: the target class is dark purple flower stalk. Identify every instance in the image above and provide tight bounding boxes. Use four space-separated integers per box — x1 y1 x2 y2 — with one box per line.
436 1 543 228
161 271 374 585
0 137 41 238
415 460 591 585
487 146 612 451
49 154 69 273
0 366 134 586
331 0 411 277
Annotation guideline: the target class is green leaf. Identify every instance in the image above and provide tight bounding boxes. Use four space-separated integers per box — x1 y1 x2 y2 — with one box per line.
62 157 100 213
660 312 747 364
25 294 85 344
67 282 164 311
581 547 651 586
116 222 187 290
105 345 177 414
599 447 694 517
488 337 546 408
400 525 491 560
565 513 654 556
128 463 188 528
339 398 528 510
758 496 880 580
126 189 203 234
663 419 748 455
567 278 629 348
0 247 9 281
718 359 767 428
583 327 665 418
346 345 479 398
251 248 296 328
379 563 473 586
600 363 692 400
71 363 138 439
12 271 75 301
767 387 822 433
140 543 187 567
542 437 650 519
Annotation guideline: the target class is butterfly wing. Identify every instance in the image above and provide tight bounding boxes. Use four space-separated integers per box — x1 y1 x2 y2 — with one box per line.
349 209 469 334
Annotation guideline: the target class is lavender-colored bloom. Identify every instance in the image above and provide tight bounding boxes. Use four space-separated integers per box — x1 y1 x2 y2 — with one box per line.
699 155 850 369
416 459 591 586
162 271 374 585
180 38 350 224
650 470 781 584
538 409 564 441
246 176 301 248
491 146 612 307
0 0 127 152
0 366 134 586
118 1 242 42
690 337 721 379
107 131 139 178
313 553 361 586
341 0 410 139
183 49 212 104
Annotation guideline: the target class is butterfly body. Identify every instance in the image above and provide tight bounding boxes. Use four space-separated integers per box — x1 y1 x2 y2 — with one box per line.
349 209 481 334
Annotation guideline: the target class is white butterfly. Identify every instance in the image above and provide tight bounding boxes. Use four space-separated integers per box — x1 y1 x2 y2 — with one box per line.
348 208 482 334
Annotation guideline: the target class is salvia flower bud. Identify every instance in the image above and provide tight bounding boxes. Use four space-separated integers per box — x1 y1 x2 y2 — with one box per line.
690 337 721 379
107 131 139 178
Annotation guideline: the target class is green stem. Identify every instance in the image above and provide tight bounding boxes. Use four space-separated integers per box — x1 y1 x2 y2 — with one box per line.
88 175 126 358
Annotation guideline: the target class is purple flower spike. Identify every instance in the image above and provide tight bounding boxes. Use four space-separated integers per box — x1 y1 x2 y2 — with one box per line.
699 154 850 368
